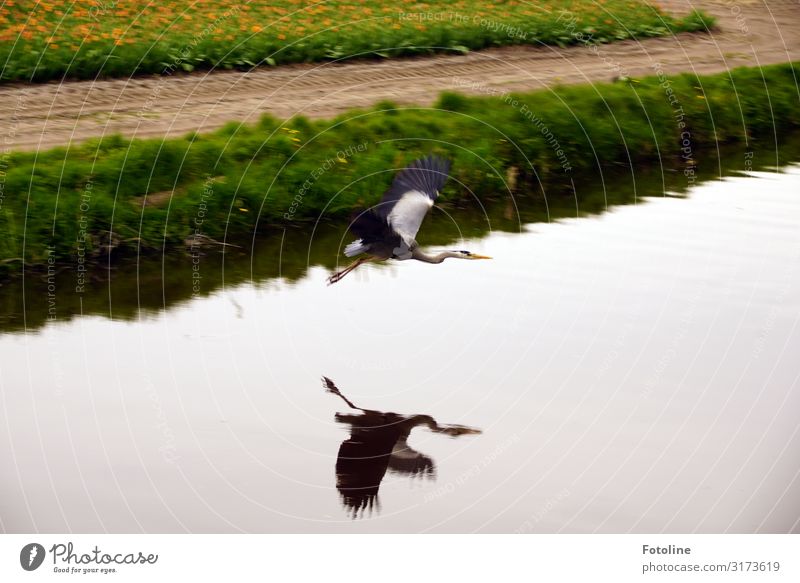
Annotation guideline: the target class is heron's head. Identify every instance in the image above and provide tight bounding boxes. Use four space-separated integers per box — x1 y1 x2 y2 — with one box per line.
453 250 492 260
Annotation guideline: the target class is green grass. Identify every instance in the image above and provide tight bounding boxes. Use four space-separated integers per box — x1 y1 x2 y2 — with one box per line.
0 62 797 277
0 0 714 82
5 132 800 334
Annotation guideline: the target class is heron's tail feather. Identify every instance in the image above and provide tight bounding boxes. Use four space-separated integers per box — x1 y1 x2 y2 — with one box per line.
344 239 368 257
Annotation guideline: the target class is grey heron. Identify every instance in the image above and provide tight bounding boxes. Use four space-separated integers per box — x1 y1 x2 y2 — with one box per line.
328 155 491 285
323 376 480 517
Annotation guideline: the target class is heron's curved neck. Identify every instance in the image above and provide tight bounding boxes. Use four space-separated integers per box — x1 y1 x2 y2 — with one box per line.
410 248 462 264
408 415 440 432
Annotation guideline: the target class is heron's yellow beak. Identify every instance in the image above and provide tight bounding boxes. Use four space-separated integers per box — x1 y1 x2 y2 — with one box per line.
469 254 492 260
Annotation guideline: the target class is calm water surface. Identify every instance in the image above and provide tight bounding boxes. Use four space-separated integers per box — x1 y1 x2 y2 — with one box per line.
1 162 799 533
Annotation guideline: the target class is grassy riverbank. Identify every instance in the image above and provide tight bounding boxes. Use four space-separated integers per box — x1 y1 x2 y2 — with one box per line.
0 61 797 276
3 133 800 334
0 1 712 83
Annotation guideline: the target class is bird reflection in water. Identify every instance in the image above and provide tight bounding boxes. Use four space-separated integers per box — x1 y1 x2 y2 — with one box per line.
323 376 481 519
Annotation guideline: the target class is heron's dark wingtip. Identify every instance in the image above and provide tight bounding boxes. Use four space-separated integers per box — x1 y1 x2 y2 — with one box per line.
391 153 452 202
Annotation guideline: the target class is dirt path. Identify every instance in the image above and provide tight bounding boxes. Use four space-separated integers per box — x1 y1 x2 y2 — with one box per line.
2 0 798 152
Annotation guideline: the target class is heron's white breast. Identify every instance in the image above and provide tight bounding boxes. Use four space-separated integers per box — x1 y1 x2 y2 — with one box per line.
387 189 434 245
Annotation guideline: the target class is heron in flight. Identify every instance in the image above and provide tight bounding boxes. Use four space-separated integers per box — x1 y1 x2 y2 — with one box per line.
328 155 491 285
323 376 481 518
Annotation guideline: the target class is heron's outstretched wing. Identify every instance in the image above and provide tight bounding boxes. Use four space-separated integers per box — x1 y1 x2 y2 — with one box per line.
377 155 451 246
345 208 402 257
344 155 451 257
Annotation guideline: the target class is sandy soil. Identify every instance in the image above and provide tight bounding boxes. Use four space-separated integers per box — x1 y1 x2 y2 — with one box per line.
1 0 798 152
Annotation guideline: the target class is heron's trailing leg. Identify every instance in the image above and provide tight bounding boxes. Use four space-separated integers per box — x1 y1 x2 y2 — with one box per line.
327 257 374 285
322 376 365 411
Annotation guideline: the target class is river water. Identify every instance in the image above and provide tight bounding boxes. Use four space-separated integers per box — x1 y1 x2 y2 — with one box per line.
1 147 799 533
